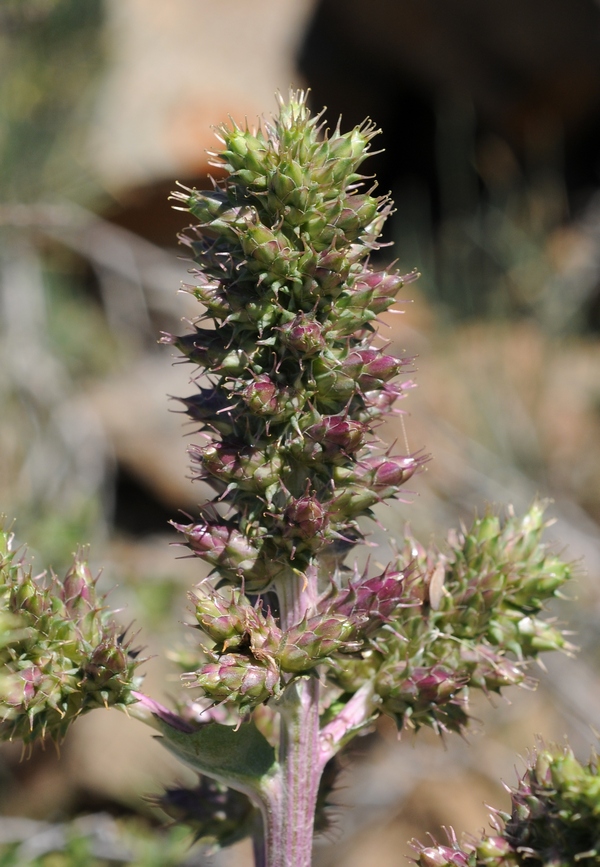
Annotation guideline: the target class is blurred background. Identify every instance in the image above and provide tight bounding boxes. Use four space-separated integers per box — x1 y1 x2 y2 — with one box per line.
2 0 600 864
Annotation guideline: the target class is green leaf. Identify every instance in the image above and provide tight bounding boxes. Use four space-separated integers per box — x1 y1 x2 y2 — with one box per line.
157 720 278 793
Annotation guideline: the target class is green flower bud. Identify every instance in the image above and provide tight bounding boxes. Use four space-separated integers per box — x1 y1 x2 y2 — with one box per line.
278 613 356 673
186 652 280 709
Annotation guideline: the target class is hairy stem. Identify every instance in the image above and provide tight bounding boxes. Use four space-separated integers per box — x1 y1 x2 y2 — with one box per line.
275 564 320 631
253 565 322 866
261 677 321 867
319 679 378 766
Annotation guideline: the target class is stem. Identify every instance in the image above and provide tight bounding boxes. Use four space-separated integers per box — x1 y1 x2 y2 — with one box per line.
275 563 319 631
319 679 378 766
255 566 321 866
261 676 321 867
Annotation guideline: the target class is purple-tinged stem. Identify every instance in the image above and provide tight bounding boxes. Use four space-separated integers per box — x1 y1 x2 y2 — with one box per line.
253 566 321 867
319 680 378 767
275 564 319 631
260 676 321 867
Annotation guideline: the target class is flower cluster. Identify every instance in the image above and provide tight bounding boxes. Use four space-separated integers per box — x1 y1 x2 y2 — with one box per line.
415 743 600 866
164 90 427 705
329 501 573 734
0 522 142 743
180 570 412 713
163 92 573 735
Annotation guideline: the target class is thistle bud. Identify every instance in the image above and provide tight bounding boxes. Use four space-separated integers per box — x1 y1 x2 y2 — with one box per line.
186 279 231 318
377 662 467 711
334 194 380 239
190 442 283 494
515 616 568 654
0 531 142 744
7 665 43 708
327 484 379 520
185 190 256 242
362 383 408 418
160 329 251 376
220 126 272 175
241 225 293 279
342 349 404 389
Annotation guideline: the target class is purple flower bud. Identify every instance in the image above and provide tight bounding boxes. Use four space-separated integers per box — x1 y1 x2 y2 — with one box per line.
85 640 128 683
62 558 95 616
331 568 412 630
368 455 418 487
351 268 419 314
191 586 251 647
279 315 326 355
174 521 258 573
305 416 368 454
342 349 404 389
411 666 466 702
378 663 467 706
7 666 43 708
334 454 421 492
354 269 403 292
362 382 410 417
190 442 237 480
242 375 278 415
418 846 469 867
189 653 280 707
279 613 356 673
285 494 328 539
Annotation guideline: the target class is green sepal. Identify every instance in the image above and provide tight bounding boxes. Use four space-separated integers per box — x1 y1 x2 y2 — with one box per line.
157 719 278 795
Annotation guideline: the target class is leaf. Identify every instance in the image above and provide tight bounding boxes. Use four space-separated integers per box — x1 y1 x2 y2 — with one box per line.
156 720 278 794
